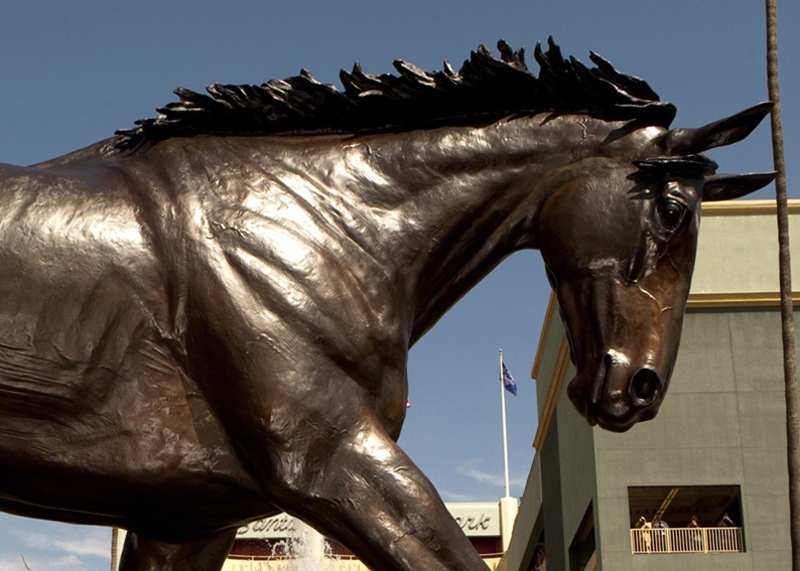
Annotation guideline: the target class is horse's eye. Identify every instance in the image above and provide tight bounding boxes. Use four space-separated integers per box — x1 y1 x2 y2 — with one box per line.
657 200 685 229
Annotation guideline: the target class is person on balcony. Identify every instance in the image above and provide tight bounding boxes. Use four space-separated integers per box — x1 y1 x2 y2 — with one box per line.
687 515 702 551
652 517 668 551
718 513 735 527
635 516 652 553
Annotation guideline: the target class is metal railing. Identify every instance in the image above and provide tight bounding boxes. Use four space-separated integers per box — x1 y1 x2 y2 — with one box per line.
223 557 367 571
631 526 743 554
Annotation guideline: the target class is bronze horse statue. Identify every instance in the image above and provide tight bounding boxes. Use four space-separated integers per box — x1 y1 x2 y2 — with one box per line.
0 40 773 570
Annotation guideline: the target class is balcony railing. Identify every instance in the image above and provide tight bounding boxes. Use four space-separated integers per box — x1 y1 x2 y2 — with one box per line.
631 527 743 554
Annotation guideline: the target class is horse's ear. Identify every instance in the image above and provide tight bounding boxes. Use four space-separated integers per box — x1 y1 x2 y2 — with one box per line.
702 172 776 202
664 102 774 155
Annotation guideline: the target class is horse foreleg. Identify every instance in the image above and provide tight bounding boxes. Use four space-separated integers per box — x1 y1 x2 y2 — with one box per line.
118 529 236 571
271 422 490 571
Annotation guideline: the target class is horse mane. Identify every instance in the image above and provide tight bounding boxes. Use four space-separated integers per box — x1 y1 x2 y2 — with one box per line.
111 38 677 153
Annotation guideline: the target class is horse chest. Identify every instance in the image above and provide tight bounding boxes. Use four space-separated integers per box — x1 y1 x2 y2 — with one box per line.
179 214 413 443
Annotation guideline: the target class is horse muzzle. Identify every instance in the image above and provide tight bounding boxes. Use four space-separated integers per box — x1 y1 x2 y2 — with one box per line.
567 351 666 432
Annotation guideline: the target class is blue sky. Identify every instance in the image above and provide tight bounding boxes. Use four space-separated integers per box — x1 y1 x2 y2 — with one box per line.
0 2 798 569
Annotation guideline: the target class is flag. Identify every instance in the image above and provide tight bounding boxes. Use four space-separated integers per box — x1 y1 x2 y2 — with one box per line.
502 362 517 396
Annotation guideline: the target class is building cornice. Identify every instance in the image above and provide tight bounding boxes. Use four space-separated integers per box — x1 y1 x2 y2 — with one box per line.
531 294 558 381
701 198 800 215
688 292 797 307
532 336 569 451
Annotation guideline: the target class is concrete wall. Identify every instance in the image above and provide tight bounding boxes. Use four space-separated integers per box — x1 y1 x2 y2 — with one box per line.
527 309 599 571
594 201 797 570
594 309 792 570
553 366 596 570
504 454 543 571
507 201 799 571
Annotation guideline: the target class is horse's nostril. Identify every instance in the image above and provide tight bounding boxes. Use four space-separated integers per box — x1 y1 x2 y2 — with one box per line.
631 368 661 403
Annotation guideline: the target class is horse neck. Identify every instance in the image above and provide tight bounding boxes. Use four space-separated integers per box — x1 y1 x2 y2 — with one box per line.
154 116 632 345
354 116 627 343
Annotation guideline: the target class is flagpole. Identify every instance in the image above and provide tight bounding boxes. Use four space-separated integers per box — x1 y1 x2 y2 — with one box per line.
499 349 511 498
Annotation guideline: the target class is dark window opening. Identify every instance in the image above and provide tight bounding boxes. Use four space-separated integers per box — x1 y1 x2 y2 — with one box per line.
528 543 546 571
570 502 596 570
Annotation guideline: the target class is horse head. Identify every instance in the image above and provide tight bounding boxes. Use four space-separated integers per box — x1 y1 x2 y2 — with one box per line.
538 103 775 432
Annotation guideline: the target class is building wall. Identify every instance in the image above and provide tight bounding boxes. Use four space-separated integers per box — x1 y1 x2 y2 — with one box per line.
507 200 799 571
504 454 544 571
595 308 792 570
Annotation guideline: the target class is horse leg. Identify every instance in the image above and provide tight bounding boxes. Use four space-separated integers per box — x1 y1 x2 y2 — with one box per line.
118 529 236 571
270 419 490 571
